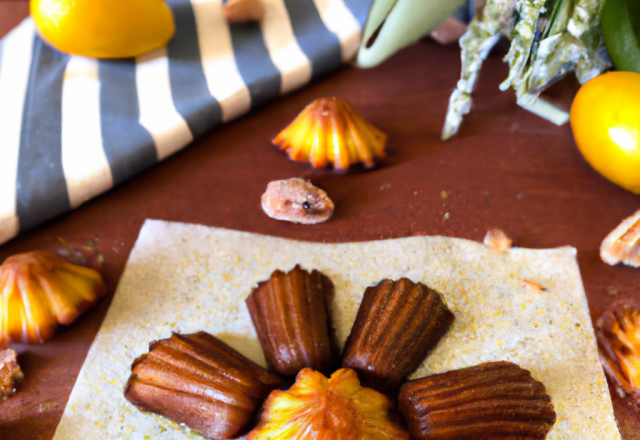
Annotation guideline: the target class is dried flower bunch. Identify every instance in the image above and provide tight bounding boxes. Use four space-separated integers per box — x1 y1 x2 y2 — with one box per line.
0 251 107 344
443 0 609 139
273 97 387 171
597 299 640 410
126 267 557 439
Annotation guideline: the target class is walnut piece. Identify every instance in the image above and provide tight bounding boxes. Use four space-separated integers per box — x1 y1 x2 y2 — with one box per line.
520 278 544 292
430 0 486 45
601 209 640 267
483 228 513 250
261 178 334 224
0 348 23 400
430 18 468 45
223 0 265 23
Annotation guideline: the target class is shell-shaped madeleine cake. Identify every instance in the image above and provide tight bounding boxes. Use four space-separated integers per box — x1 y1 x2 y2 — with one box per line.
124 332 287 440
0 251 107 344
342 278 455 393
273 96 388 171
246 265 336 376
399 362 557 440
596 299 640 411
248 368 409 440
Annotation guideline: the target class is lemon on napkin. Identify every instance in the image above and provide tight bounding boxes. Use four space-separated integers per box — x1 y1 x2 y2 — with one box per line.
31 0 175 59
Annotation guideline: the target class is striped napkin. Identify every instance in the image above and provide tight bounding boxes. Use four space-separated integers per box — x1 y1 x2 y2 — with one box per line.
0 0 371 246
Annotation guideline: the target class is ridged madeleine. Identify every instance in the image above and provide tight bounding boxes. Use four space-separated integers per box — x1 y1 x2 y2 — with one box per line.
124 331 287 440
246 265 336 376
247 368 409 440
596 299 640 410
342 278 454 392
273 97 387 171
399 361 556 440
0 251 106 344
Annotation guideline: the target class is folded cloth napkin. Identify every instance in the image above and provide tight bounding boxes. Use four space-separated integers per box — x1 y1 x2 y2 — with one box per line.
0 0 371 246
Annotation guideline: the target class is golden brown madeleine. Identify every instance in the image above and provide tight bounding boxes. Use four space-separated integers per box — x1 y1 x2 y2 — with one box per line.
247 368 409 440
342 278 454 392
124 332 287 440
0 251 107 344
246 265 335 376
596 298 640 410
272 97 387 171
399 362 556 440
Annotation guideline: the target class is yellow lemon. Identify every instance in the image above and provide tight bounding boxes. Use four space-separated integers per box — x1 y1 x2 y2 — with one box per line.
31 0 175 59
570 71 640 195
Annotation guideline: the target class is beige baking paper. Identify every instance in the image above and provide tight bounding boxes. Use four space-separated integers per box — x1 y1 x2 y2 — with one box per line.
53 219 620 440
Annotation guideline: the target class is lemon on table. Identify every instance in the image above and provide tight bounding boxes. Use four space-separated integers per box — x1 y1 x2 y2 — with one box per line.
570 71 640 195
31 0 175 59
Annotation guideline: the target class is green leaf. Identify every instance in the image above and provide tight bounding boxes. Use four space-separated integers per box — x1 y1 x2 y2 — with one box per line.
602 0 640 73
626 0 640 42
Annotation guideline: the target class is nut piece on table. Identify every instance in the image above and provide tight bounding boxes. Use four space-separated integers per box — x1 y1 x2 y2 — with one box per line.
124 331 287 440
247 368 409 440
0 347 23 400
246 265 336 376
601 209 640 267
261 178 334 224
273 97 387 171
596 299 640 410
429 0 487 45
430 18 468 45
483 228 513 251
0 251 107 344
223 0 265 23
399 361 557 440
342 278 455 393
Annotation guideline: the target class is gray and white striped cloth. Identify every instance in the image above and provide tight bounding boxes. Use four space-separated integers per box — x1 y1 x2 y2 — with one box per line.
0 0 371 246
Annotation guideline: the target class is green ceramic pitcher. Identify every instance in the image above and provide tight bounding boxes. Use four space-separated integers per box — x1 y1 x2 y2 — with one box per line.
356 0 468 68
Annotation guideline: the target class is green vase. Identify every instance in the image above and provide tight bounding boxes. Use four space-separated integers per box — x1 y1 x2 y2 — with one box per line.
357 0 467 68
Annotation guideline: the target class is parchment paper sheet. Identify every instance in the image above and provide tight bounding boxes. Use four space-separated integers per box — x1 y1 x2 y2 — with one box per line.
53 219 621 439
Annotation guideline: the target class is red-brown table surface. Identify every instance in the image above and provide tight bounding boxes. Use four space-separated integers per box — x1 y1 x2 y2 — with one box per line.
1 2 639 439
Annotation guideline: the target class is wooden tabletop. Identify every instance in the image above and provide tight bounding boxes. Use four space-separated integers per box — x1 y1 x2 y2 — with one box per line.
1 2 639 439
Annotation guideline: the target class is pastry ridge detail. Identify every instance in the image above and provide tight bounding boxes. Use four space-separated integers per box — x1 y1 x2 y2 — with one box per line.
124 331 286 440
342 278 455 392
399 361 557 440
246 265 336 376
